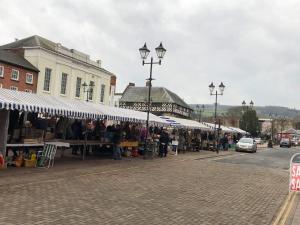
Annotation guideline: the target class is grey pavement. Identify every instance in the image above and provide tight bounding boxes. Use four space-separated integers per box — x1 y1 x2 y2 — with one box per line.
291 193 300 225
0 148 291 225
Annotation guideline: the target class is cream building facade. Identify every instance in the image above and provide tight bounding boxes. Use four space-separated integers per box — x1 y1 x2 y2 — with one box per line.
0 35 115 105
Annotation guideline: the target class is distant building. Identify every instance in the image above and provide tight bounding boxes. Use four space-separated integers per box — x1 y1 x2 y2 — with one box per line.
119 83 193 118
259 118 272 134
0 35 116 105
0 49 39 93
113 92 123 107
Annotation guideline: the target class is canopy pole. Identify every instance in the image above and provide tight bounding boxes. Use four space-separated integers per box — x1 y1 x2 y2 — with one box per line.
0 110 10 168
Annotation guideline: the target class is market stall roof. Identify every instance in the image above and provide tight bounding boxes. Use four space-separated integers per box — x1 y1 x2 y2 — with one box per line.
0 88 167 125
159 116 211 130
201 122 243 134
228 127 248 134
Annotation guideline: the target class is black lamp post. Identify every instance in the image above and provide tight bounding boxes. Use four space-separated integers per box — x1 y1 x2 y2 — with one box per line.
268 113 277 144
241 100 254 134
82 81 95 102
196 104 205 122
242 100 254 111
139 42 166 158
209 82 225 153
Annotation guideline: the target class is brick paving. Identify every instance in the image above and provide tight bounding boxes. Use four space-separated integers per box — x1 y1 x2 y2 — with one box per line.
0 151 288 225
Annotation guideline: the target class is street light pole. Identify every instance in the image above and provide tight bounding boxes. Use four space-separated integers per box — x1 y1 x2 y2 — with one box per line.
196 104 205 122
241 100 254 135
139 42 166 159
82 81 95 102
209 82 225 153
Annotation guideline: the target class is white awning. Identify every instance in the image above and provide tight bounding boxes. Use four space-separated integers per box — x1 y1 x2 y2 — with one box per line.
0 88 167 125
228 127 248 134
159 116 211 130
202 122 242 133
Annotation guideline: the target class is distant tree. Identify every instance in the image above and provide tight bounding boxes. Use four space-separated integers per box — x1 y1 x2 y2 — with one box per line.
240 109 260 136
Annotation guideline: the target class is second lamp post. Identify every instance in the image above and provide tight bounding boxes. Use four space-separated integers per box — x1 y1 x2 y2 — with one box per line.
139 42 166 158
196 104 205 122
209 82 225 153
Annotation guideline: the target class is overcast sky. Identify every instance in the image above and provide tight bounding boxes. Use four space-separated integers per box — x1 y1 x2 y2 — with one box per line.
0 0 300 108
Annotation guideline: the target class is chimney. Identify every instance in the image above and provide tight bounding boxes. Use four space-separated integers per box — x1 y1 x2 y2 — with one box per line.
123 82 135 94
96 60 101 67
110 75 116 86
128 82 135 87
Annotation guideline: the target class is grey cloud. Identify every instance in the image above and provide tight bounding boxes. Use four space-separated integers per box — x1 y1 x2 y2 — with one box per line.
0 0 300 108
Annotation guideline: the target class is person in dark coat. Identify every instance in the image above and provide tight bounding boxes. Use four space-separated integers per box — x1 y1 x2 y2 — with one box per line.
159 129 170 157
112 125 122 160
71 120 83 155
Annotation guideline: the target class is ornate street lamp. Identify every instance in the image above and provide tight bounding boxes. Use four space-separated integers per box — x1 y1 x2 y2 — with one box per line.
209 82 225 153
242 100 246 108
139 42 166 159
82 81 95 102
241 100 255 135
196 104 205 122
250 100 254 108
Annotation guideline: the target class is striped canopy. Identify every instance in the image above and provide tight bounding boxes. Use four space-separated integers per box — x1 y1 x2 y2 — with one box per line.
0 88 167 125
159 116 211 130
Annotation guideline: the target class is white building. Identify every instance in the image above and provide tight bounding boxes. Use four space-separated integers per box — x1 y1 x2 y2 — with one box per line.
0 35 116 105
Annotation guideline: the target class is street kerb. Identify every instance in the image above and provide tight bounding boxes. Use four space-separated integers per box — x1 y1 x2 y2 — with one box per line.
271 192 296 225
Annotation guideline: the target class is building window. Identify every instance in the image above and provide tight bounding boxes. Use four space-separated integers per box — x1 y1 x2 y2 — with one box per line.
11 69 19 81
60 73 68 95
0 66 4 77
26 73 33 84
44 68 51 91
10 86 18 91
88 81 94 101
75 77 81 98
100 84 105 103
25 89 32 93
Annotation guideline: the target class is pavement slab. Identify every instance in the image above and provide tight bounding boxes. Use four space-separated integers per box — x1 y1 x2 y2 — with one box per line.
0 150 289 225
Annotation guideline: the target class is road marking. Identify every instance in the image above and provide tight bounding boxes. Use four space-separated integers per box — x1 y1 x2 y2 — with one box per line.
272 192 296 225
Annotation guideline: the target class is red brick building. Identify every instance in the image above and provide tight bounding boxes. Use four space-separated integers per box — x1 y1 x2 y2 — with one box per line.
0 50 39 93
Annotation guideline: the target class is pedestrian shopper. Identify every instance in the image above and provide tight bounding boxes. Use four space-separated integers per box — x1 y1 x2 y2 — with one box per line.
112 125 122 160
224 134 229 151
159 129 170 157
71 119 83 155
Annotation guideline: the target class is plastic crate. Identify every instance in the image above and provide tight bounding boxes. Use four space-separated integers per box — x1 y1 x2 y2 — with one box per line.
24 159 37 168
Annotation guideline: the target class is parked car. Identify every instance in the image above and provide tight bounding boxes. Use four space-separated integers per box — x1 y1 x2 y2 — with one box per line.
254 138 262 144
236 138 257 153
280 138 292 148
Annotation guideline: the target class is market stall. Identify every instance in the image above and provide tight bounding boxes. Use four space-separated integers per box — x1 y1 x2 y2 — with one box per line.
0 89 169 168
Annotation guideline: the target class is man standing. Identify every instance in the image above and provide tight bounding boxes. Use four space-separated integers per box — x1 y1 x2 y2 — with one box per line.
112 125 122 160
159 129 170 157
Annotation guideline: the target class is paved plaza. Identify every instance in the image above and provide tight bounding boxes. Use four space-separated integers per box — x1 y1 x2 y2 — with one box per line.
0 150 290 225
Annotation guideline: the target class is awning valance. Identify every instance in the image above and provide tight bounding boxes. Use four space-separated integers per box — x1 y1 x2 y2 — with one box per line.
0 88 167 125
159 116 211 130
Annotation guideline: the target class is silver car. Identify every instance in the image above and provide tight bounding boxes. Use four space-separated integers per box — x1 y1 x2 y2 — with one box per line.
236 138 257 153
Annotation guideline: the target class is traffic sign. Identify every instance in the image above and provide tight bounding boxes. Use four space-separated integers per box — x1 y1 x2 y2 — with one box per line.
289 153 300 192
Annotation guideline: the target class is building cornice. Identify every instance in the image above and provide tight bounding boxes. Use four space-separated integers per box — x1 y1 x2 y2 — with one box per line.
22 46 115 77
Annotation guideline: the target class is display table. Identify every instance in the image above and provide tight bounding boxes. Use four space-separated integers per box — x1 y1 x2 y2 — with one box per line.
7 142 70 148
120 141 139 148
6 143 44 147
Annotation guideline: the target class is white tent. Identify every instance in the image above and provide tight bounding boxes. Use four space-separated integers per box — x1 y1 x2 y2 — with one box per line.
0 88 167 125
159 116 212 130
228 127 248 134
202 122 243 134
